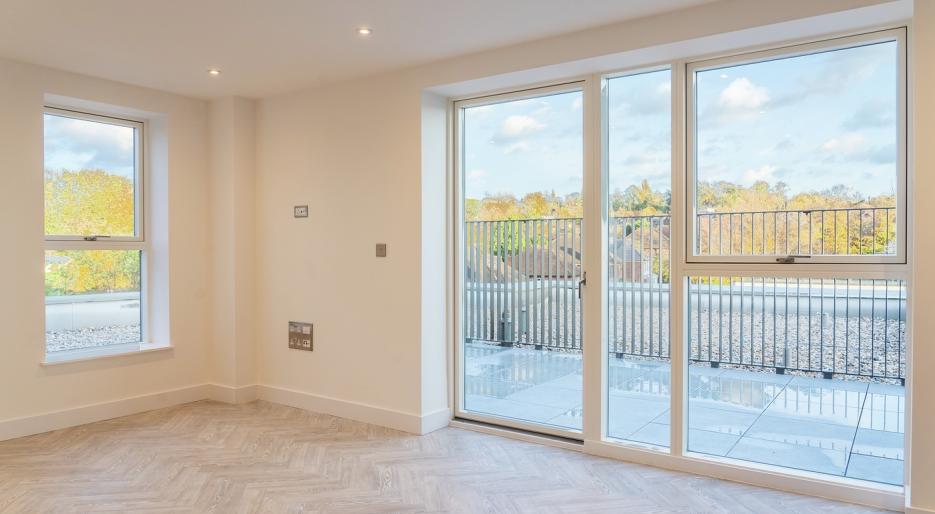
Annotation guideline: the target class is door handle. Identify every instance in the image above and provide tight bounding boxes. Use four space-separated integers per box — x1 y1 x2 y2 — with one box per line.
578 271 587 299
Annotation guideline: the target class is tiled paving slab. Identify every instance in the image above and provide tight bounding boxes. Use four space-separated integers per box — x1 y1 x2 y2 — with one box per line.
463 342 905 486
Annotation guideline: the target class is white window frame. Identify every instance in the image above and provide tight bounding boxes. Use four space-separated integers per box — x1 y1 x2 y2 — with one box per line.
685 28 908 265
447 25 910 507
43 106 150 358
451 80 592 441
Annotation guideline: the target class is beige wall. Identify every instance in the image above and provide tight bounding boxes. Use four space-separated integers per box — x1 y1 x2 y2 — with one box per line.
0 58 211 420
256 77 426 415
1 0 930 509
910 0 934 511
253 0 905 431
209 97 257 388
254 0 931 508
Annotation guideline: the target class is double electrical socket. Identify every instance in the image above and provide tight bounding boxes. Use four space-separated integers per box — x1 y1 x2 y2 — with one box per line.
288 321 313 351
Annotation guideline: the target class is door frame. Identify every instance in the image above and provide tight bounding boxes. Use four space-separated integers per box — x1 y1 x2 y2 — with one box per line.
450 79 597 440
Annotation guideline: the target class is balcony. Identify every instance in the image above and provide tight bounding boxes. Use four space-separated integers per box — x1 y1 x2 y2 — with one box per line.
465 341 904 485
462 206 904 485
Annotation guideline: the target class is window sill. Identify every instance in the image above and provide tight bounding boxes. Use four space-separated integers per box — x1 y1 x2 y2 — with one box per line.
41 342 173 366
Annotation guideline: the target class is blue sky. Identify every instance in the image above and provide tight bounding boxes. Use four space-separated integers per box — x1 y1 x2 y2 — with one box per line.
44 113 135 179
463 40 898 201
463 90 583 199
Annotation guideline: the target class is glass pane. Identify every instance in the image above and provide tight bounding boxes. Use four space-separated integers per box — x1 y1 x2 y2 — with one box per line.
461 89 584 432
686 276 905 485
44 113 137 238
605 70 672 447
694 41 899 257
45 250 142 352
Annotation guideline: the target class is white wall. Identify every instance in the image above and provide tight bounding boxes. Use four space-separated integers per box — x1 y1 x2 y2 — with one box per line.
254 0 904 429
253 0 934 507
1 0 931 509
208 97 257 389
256 77 425 417
0 58 211 423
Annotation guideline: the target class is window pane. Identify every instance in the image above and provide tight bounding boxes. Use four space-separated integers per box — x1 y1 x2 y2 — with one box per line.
693 41 899 257
605 69 672 447
44 113 137 238
686 275 905 485
461 89 584 432
45 250 142 352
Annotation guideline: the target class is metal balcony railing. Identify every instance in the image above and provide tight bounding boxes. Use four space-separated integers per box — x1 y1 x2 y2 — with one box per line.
463 207 904 380
696 207 898 256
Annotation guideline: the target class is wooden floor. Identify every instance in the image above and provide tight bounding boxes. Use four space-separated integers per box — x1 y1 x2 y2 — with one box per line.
0 401 891 513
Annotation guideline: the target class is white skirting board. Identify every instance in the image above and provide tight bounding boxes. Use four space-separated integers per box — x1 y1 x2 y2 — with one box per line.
0 383 451 442
0 384 212 442
207 383 259 404
255 385 450 435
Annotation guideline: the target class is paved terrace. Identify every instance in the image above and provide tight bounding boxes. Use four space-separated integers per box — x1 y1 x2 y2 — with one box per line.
464 342 904 486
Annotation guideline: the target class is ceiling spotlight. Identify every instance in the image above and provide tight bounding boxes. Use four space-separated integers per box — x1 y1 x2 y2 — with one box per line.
207 68 222 76
356 27 373 36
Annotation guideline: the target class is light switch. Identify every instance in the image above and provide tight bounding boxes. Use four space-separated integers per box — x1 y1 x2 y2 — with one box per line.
376 243 387 257
294 205 309 218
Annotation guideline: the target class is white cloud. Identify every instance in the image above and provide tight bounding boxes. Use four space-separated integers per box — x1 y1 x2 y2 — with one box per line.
498 115 545 138
43 114 135 177
718 78 770 110
571 97 583 109
47 116 133 152
742 164 778 184
821 133 894 165
821 133 866 155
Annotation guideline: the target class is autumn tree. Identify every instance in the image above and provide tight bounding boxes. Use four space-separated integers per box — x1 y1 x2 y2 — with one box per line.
44 169 140 296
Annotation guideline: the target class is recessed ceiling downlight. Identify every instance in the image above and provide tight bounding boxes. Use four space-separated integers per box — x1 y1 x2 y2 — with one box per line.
357 27 373 36
207 68 222 76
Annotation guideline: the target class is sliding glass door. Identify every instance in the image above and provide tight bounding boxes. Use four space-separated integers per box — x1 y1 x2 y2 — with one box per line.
456 84 586 435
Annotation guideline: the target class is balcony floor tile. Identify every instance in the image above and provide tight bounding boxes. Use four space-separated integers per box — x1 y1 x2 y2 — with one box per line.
852 428 904 460
845 454 904 485
728 437 849 476
461 342 904 485
742 415 857 453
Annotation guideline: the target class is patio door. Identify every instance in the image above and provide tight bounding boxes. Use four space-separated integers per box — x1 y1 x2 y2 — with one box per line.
455 83 588 437
453 27 907 496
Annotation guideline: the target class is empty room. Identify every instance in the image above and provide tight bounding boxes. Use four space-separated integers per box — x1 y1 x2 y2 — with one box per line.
0 0 932 512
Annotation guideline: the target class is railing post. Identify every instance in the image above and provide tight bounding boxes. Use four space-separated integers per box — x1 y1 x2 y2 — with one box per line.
499 309 513 346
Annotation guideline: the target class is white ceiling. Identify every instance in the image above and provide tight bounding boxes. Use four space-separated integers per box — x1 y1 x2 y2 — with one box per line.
0 0 716 99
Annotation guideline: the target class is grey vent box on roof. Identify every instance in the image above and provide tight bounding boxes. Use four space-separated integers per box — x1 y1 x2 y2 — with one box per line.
288 321 313 351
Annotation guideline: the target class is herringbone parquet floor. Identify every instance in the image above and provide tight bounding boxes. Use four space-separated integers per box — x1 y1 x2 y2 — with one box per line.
0 401 891 513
